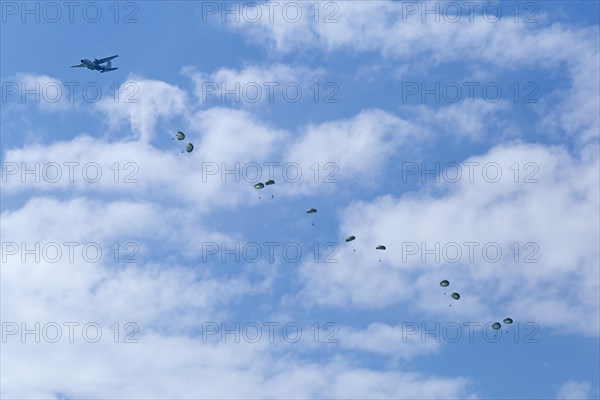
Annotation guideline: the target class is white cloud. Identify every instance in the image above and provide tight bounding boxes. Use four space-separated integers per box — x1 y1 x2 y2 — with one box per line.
409 100 512 141
0 196 254 327
2 105 428 202
1 336 476 398
0 128 283 209
284 108 424 194
183 63 325 107
3 5 598 394
298 142 600 335
338 322 440 360
2 73 76 113
227 1 599 143
94 76 189 143
0 108 480 400
556 380 593 400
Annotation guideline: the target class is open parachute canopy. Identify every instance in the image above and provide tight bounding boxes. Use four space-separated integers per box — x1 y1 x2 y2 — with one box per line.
185 143 194 153
376 245 386 250
492 322 502 330
345 235 356 242
254 183 265 189
451 292 460 300
306 208 317 214
265 179 275 185
175 131 185 140
440 280 450 287
503 318 513 324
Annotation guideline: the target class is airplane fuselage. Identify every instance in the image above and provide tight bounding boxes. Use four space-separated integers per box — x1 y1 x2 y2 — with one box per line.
81 59 100 70
71 55 118 73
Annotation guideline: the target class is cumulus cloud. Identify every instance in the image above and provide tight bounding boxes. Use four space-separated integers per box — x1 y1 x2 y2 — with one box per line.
2 337 476 398
338 322 440 360
2 105 428 203
298 142 599 335
2 73 76 113
183 63 326 107
2 2 598 396
94 76 189 143
0 196 252 327
284 108 424 194
556 380 593 400
226 1 599 143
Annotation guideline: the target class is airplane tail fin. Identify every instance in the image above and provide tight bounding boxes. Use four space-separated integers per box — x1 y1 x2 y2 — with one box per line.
107 60 112 68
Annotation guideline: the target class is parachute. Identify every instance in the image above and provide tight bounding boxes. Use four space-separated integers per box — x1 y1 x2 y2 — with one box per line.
440 280 449 287
375 245 386 262
172 131 192 154
264 179 275 198
306 208 317 226
451 292 460 300
254 182 265 199
503 318 513 324
345 235 356 252
492 322 501 330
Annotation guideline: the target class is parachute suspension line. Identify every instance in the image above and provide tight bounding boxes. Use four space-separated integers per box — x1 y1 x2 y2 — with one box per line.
254 182 265 200
306 208 317 227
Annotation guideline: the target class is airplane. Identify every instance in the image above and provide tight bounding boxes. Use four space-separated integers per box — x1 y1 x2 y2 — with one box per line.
70 55 119 73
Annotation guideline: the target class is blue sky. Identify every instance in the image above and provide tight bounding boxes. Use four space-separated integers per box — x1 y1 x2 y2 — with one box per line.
1 1 599 398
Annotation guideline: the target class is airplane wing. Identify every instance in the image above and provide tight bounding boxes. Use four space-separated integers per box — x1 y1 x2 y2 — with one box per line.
100 68 118 73
70 63 86 68
96 55 118 64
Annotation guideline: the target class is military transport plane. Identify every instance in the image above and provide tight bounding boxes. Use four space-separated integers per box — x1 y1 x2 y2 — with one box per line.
70 55 119 73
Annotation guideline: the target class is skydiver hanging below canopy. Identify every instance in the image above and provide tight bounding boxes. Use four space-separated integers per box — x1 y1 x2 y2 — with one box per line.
173 131 185 141
306 208 317 226
254 182 264 199
171 131 194 154
438 279 460 307
449 291 460 307
376 245 386 262
265 179 275 198
183 143 194 154
346 235 356 252
440 279 449 295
